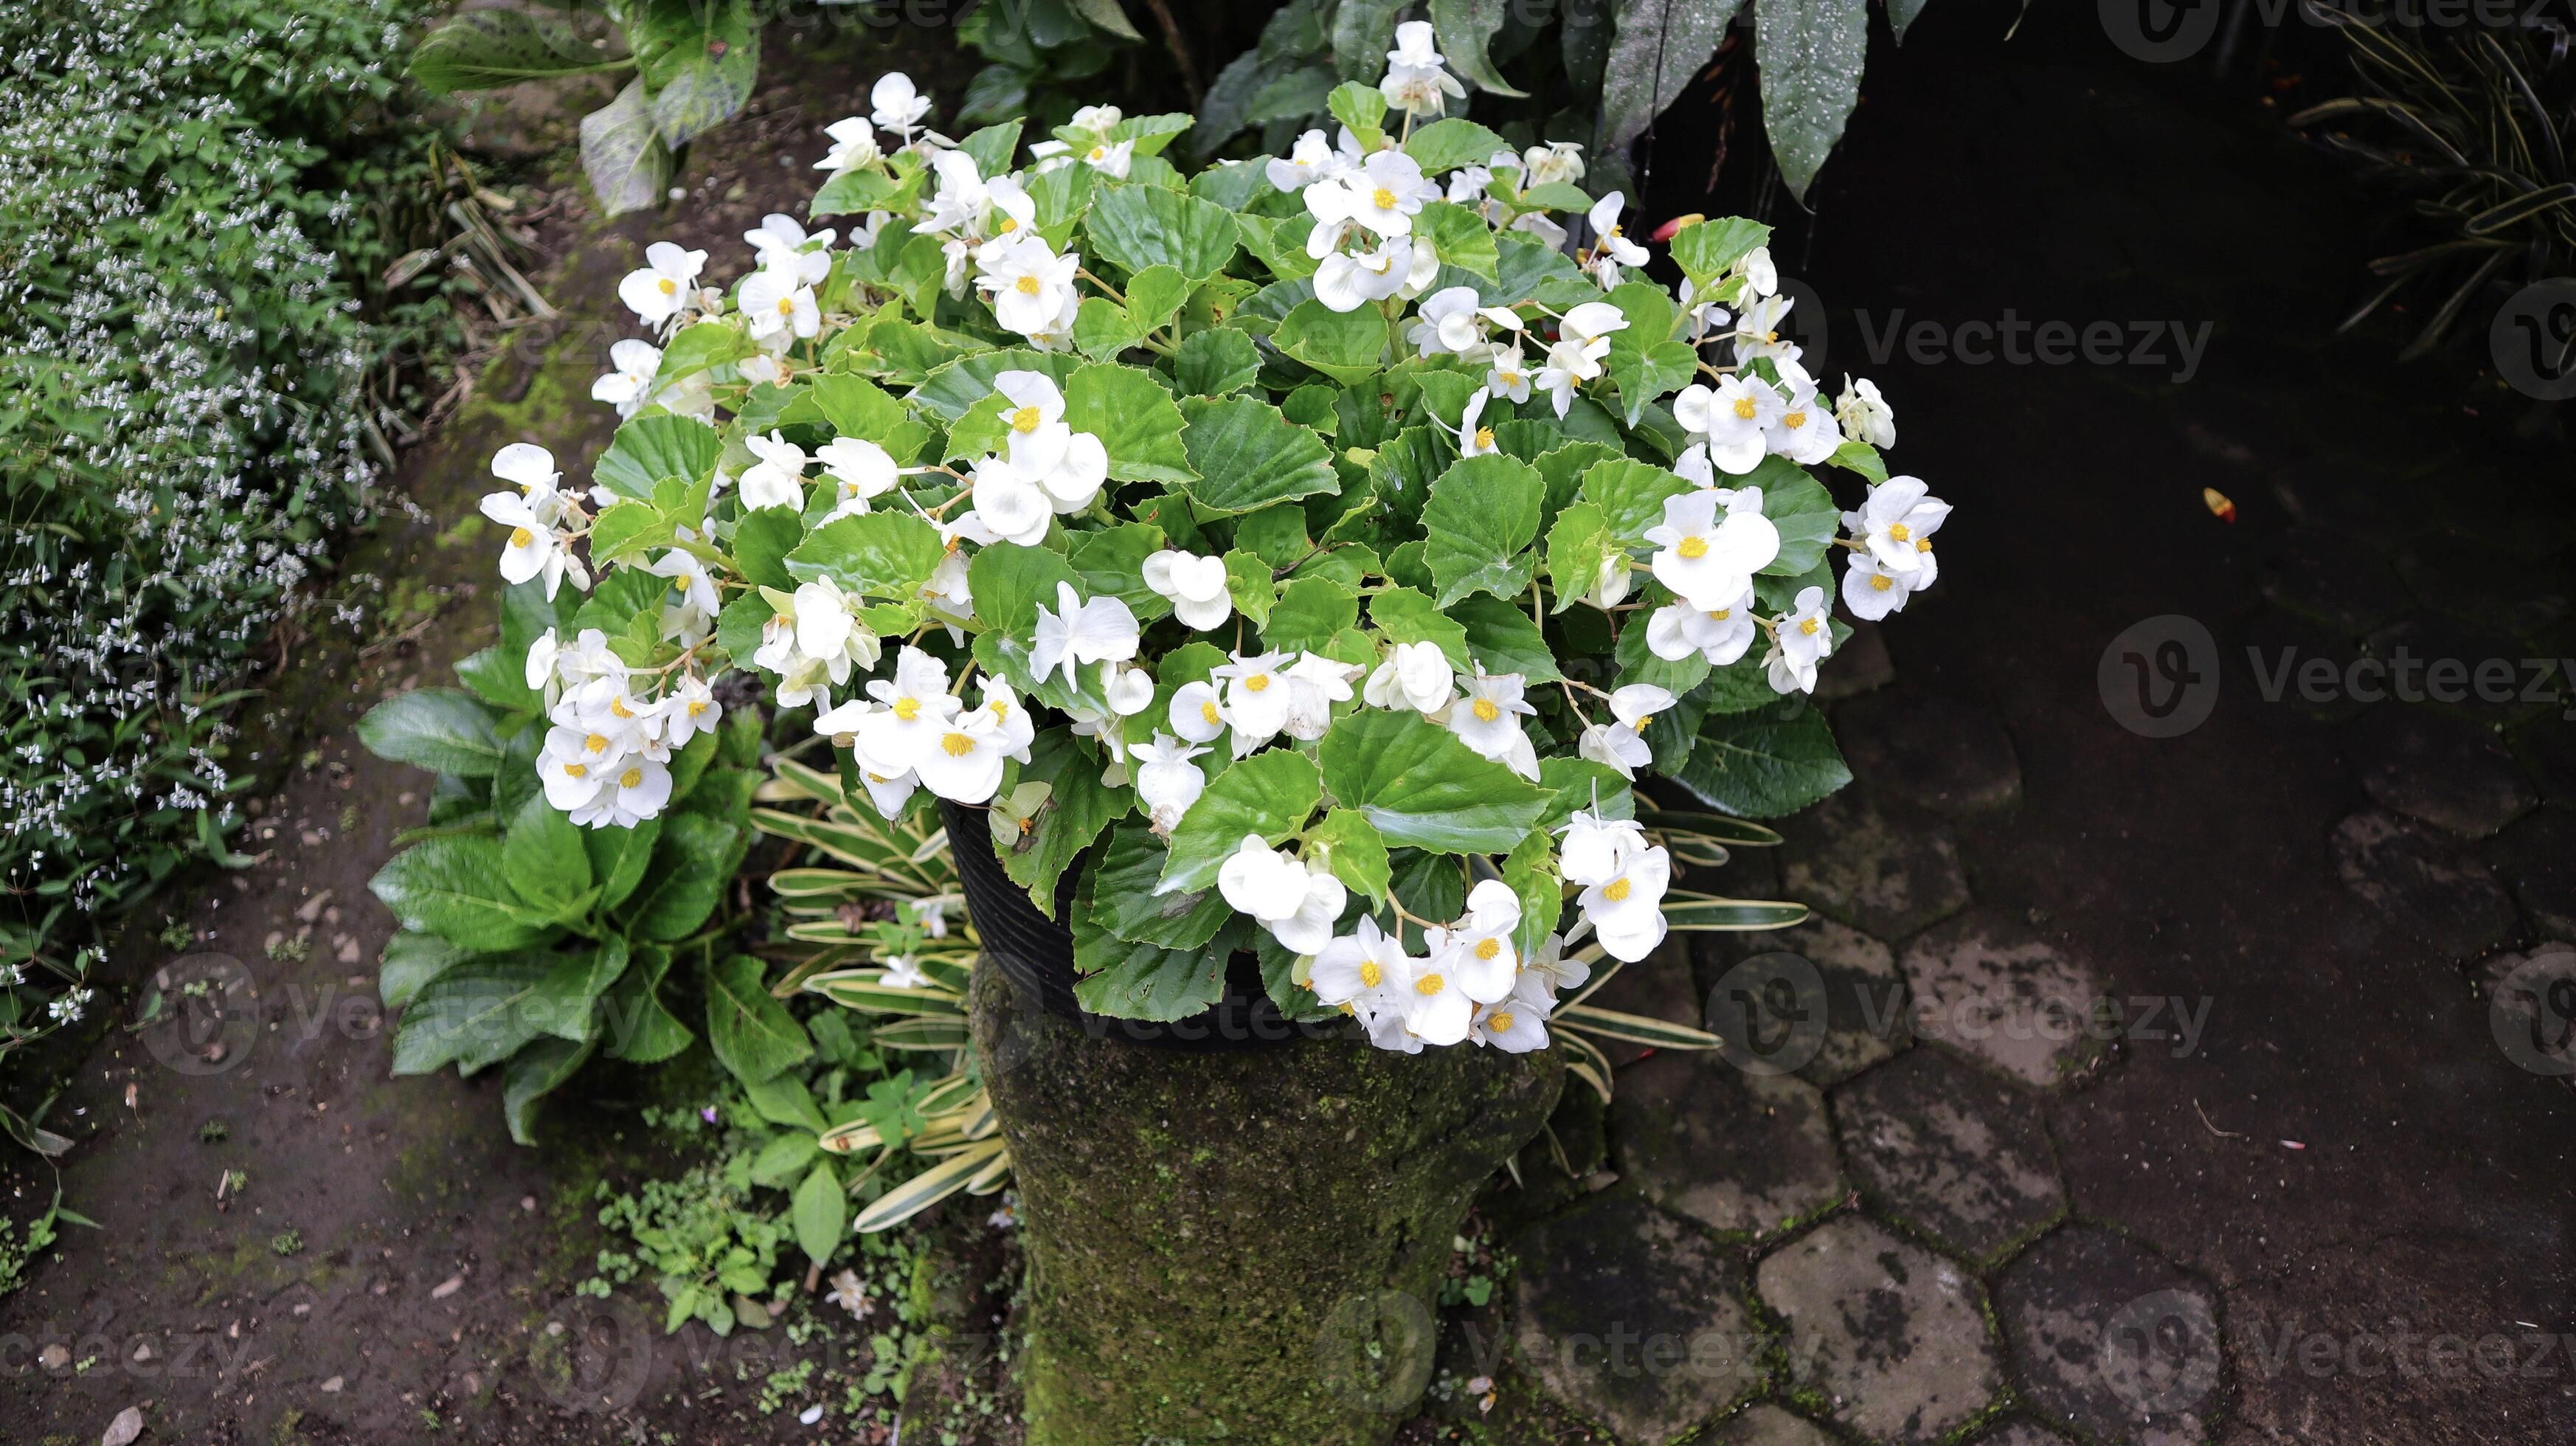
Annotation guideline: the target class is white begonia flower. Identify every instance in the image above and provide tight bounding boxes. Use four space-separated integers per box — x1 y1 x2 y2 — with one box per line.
1129 733 1209 832
1578 842 1671 962
1445 164 1493 204
1646 487 1781 611
738 432 810 511
1522 930 1593 998
980 173 1039 250
591 339 663 418
1559 807 1646 887
617 241 707 327
1449 672 1539 778
1393 232 1445 302
491 441 567 519
967 454 1053 547
1733 292 1799 364
976 235 1081 339
1845 475 1950 577
524 627 562 693
859 765 920 819
915 708 1010 803
792 578 861 668
817 116 882 173
1398 935 1476 1046
921 149 990 237
1035 430 1107 512
1470 972 1556 1051
1674 374 1782 475
1380 22 1464 115
1078 138 1135 177
1312 150 1437 238
1408 286 1488 358
812 694 878 749
1534 335 1607 419
538 730 612 813
1168 679 1228 744
1841 550 1925 620
816 437 899 519
1216 834 1311 919
1558 300 1630 351
1610 683 1675 730
741 263 820 342
1584 192 1650 287
479 492 582 598
1741 245 1780 296
555 628 623 691
880 955 932 990
1428 878 1523 1002
1521 141 1585 186
1213 649 1293 755
1485 345 1534 405
979 679 1036 761
1363 640 1456 714
1679 276 1731 339
1281 652 1363 741
1579 683 1674 779
1143 549 1233 630
745 214 837 285
1836 376 1895 449
1310 916 1414 1026
1268 864 1348 957
662 674 724 748
648 548 719 645
1765 585 1836 694
859 646 962 772
870 72 932 139
1030 581 1140 686
1765 379 1844 465
572 755 674 829
994 370 1072 476
1645 591 1756 664
1101 663 1156 717
1067 103 1123 134
1264 129 1351 192
1313 237 1417 313
1450 389 1498 458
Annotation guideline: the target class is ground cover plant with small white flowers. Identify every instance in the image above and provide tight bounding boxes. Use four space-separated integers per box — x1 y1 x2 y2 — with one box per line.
391 23 1953 1066
0 0 464 1142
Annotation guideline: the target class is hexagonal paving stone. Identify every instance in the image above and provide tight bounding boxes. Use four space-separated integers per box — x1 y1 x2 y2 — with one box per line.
1993 1225 2220 1445
1818 619 1895 701
2487 809 2576 941
1898 910 2108 1087
2471 944 2576 1076
2329 810 2518 961
1838 691 2023 817
1830 1050 2065 1263
1512 1193 1766 1443
1707 917 1911 1088
1779 790 1971 942
2261 527 2409 633
2243 607 2368 726
2344 704 2536 839
2363 614 2548 727
1978 1422 2077 1445
1583 936 1707 1069
1613 1051 1841 1239
1708 1402 1839 1445
1755 1215 2004 1445
2395 530 2571 636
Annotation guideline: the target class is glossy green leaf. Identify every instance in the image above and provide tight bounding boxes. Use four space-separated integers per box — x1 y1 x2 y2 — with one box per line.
1160 748 1323 893
358 689 502 777
704 953 815 1084
1422 453 1543 606
1318 710 1549 852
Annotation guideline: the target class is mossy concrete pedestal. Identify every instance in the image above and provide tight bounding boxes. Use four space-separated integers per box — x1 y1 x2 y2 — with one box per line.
969 960 1562 1443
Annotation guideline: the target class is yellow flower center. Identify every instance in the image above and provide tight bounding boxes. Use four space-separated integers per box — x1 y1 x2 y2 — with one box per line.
990 699 1011 720
1472 699 1500 722
1200 700 1223 726
509 527 534 548
620 767 643 788
1414 972 1445 997
1372 187 1397 210
1782 410 1806 429
1473 426 1494 449
1500 371 1522 386
1733 397 1757 420
1088 145 1107 162
1014 274 1042 295
1488 1011 1515 1032
1916 538 1933 554
994 215 1017 232
893 696 921 721
584 733 609 753
775 297 795 316
563 762 587 778
1244 675 1270 693
1888 522 1911 542
1604 878 1632 902
1474 938 1501 961
941 733 975 757
1358 959 1382 989
1869 573 1894 592
1800 618 1822 635
1710 608 1731 620
1677 536 1708 560
657 277 676 296
687 700 708 716
1010 405 1043 433
609 696 633 719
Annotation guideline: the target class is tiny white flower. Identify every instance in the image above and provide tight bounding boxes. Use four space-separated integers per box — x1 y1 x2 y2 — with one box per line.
976 235 1081 339
1213 649 1292 755
1448 673 1538 778
744 214 836 286
741 264 820 341
738 432 810 512
1424 878 1523 1003
1484 345 1533 404
1645 488 1780 612
1142 549 1233 631
1674 374 1782 476
1733 293 1798 364
1844 475 1949 578
616 241 707 327
524 627 561 693
968 454 1053 547
1168 679 1228 745
859 647 962 772
1216 834 1310 919
1765 379 1844 465
1281 652 1363 741
1129 733 1210 833
1309 916 1413 1026
817 437 899 519
571 755 674 829
882 955 931 989
1645 589 1759 667
1836 376 1895 449
1841 550 1925 620
1029 582 1140 686
1558 808 1647 887
870 72 932 139
1313 236 1417 313
1583 192 1649 287
1363 640 1456 715
1764 585 1836 695
590 339 663 418
663 674 724 748
915 708 1010 803
1576 843 1670 963
1558 301 1630 350
816 116 882 173
1520 141 1585 186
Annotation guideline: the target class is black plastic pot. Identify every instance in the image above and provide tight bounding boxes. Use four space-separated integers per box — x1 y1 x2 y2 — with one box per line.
941 800 1335 1052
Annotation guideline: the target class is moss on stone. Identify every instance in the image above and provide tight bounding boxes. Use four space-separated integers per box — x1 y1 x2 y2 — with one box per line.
970 961 1562 1444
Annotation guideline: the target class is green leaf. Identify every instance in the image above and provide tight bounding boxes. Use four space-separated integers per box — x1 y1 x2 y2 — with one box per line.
704 954 815 1084
1177 395 1339 514
623 812 740 941
1532 440 1623 516
1072 881 1238 1020
793 1160 848 1268
1083 184 1241 282
1537 756 1635 828
358 689 502 777
1223 550 1277 629
1500 828 1561 961
1602 0 1744 150
1273 300 1388 385
646 9 758 148
1235 503 1312 569
1074 296 1149 359
731 507 805 592
503 792 594 912
1160 749 1323 894
379 930 468 1012
750 1132 822 1189
1265 575 1359 654
1174 327 1263 397
1126 265 1191 331
593 414 722 501
1580 457 1694 545
1066 362 1197 485
1087 822 1234 948
1429 0 1525 94
1405 117 1513 174
587 499 673 567
809 373 918 445
784 511 945 600
1669 216 1774 289
1447 596 1561 682
1828 440 1889 484
1754 462 1844 576
1756 0 1869 198
1318 710 1550 852
1326 79 1388 143
967 542 1080 637
913 349 1080 422
1308 808 1392 903
955 119 1024 179
1368 587 1474 671
500 1037 595 1146
584 816 662 913
1544 500 1621 613
411 9 605 93
1516 181 1596 212
392 958 555 1076
1609 340 1700 426
1672 706 1853 817
1422 453 1543 606
1000 732 1133 917
1067 523 1173 623
370 836 555 952
602 942 693 1062
578 79 675 220
811 165 928 219
1415 201 1500 281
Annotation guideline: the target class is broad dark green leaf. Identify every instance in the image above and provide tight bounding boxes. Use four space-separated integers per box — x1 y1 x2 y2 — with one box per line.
1087 822 1235 948
1672 706 1853 817
704 953 815 1084
1422 453 1543 606
1178 395 1339 514
1318 710 1549 853
358 689 503 777
371 835 556 952
1160 749 1323 893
